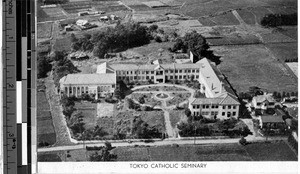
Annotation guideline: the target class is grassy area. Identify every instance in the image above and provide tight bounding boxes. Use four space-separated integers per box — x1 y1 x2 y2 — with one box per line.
166 93 191 106
38 153 63 162
37 81 56 146
213 44 298 93
74 102 97 130
53 36 72 52
169 110 185 128
37 22 53 38
210 12 240 26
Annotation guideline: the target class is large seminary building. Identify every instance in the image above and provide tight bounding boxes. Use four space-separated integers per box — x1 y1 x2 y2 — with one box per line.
59 57 240 119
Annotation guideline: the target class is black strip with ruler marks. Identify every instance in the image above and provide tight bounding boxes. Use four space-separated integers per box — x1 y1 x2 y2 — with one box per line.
3 0 17 173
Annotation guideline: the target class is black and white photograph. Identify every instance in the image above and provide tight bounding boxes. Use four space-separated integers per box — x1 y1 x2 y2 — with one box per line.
34 0 299 172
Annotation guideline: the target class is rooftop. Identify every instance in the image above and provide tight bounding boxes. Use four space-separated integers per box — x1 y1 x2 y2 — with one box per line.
261 116 284 123
253 93 275 103
60 73 116 85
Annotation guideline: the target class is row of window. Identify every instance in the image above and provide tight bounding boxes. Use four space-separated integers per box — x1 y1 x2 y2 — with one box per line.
192 105 237 109
116 69 200 75
193 111 237 117
64 85 115 94
117 74 200 81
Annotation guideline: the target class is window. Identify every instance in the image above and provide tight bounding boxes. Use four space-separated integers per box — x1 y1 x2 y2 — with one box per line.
170 70 173 73
134 76 137 80
193 105 196 109
227 112 231 117
146 71 149 74
257 102 261 106
130 76 133 80
126 71 129 74
151 71 154 74
192 69 195 73
233 112 236 116
112 84 115 88
170 76 173 79
85 87 88 93
175 70 178 73
211 112 215 115
212 105 215 109
233 106 236 109
228 105 231 109
222 112 225 116
175 76 178 79
179 70 182 73
187 70 191 73
215 105 219 108
223 106 226 109
179 75 182 79
196 75 199 79
196 69 199 73
165 70 168 73
146 76 149 80
206 105 209 109
269 102 274 106
151 76 154 79
183 75 186 79
197 105 200 109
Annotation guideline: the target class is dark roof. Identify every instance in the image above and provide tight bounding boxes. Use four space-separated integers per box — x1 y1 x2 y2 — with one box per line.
261 116 284 123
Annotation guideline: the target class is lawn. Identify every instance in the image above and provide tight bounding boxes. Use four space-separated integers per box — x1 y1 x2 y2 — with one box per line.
74 102 97 130
37 81 56 146
37 22 53 38
169 110 185 128
166 93 191 106
97 103 114 118
53 36 72 52
213 44 298 93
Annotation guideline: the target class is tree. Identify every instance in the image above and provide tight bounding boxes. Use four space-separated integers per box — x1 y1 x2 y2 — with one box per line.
37 56 52 78
149 24 158 32
139 96 145 104
89 141 116 161
68 112 85 135
70 33 78 43
114 88 123 100
185 108 192 118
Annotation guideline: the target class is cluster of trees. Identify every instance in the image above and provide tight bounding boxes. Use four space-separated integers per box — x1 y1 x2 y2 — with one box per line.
131 116 162 139
70 33 94 52
52 51 80 87
89 142 117 161
284 58 298 62
169 31 221 64
70 23 152 58
37 55 52 79
177 115 251 138
261 13 297 27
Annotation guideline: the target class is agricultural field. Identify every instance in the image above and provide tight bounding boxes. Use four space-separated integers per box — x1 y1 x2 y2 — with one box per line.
37 81 56 146
213 44 298 93
286 63 298 77
265 43 298 62
37 5 67 22
53 36 72 52
37 22 53 38
113 140 297 161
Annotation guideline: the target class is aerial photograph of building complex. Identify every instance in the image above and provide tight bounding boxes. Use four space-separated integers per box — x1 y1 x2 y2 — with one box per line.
36 0 298 162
